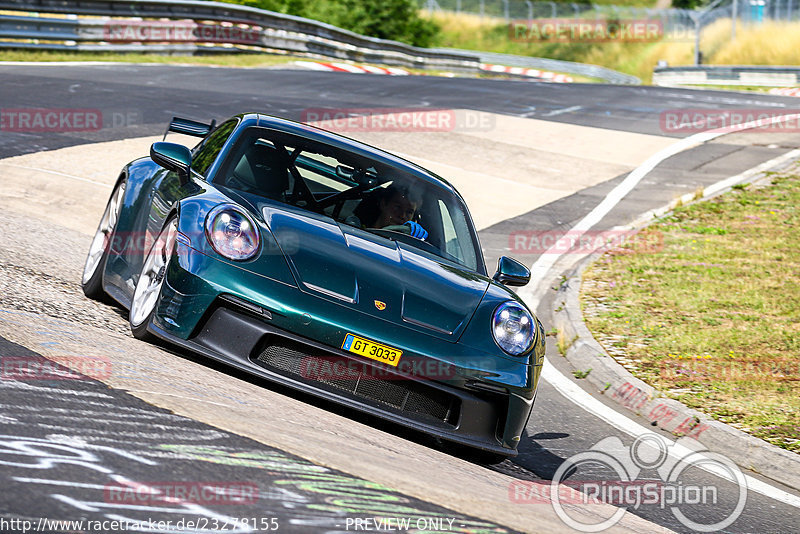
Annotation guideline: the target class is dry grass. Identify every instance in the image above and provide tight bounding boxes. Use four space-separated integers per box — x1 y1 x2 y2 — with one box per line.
581 171 800 452
0 49 298 67
707 19 800 65
427 12 800 84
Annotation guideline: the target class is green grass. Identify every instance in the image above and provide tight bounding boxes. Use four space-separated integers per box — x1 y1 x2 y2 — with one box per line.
0 47 590 79
0 49 456 76
0 49 304 67
581 171 800 452
679 84 776 93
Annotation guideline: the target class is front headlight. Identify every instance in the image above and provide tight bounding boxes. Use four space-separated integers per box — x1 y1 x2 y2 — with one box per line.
205 204 260 261
492 301 535 356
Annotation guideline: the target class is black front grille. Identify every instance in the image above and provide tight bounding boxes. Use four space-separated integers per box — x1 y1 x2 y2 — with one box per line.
253 338 459 426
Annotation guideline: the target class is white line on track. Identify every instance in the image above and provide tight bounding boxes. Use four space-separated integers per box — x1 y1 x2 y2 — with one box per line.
521 112 800 298
520 113 800 508
542 105 582 117
13 478 110 490
542 363 800 508
628 148 800 229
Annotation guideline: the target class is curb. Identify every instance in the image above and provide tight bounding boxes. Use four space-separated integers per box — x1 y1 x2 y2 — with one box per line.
549 160 800 492
294 61 410 76
479 63 573 83
769 87 800 98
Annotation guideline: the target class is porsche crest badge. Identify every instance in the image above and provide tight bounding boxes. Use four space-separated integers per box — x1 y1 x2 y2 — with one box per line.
374 300 387 311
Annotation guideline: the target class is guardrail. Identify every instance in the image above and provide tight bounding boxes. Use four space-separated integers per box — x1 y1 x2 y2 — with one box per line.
457 49 641 84
0 0 640 84
0 0 480 71
653 65 800 87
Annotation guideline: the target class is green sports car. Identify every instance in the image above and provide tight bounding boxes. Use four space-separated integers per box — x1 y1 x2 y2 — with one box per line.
82 113 545 457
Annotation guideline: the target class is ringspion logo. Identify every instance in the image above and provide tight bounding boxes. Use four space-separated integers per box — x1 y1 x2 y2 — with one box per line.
515 434 747 532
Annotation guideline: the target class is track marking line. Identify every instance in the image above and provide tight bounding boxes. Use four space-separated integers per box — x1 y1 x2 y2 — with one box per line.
542 105 583 117
542 363 800 508
521 112 800 299
519 113 800 508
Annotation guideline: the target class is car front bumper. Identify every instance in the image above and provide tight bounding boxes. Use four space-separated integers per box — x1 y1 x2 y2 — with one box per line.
149 242 542 455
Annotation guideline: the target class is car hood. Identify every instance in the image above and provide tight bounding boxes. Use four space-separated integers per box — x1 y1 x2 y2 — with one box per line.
262 205 489 341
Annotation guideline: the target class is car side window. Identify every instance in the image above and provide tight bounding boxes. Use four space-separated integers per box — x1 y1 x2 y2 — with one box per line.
191 120 237 178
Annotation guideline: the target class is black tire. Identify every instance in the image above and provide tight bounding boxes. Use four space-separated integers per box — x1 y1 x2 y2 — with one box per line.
82 180 126 301
467 449 509 466
129 216 178 341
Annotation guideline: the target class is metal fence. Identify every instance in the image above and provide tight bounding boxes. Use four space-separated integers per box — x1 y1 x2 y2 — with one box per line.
421 0 698 33
0 0 644 83
653 65 800 86
421 0 800 67
438 49 641 83
420 0 800 23
0 0 480 71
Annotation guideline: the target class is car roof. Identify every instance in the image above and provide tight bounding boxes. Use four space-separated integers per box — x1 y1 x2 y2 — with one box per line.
238 113 458 194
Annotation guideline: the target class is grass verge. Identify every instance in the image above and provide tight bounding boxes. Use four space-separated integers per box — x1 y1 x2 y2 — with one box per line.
581 170 800 452
0 49 300 67
428 12 800 84
0 49 469 77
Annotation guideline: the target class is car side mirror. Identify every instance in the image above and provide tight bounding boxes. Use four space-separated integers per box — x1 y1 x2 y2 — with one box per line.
150 142 192 184
493 256 531 287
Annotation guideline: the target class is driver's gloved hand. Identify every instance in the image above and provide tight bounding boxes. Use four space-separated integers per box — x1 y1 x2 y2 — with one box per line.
404 221 428 240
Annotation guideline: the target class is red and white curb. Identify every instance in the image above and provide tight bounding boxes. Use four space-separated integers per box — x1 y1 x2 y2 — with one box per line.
480 63 573 83
769 87 800 97
295 60 410 76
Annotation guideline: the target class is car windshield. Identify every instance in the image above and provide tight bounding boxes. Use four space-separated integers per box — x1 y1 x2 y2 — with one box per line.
213 126 483 272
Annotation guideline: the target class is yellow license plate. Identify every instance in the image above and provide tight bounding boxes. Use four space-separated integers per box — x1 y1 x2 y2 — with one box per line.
341 333 402 367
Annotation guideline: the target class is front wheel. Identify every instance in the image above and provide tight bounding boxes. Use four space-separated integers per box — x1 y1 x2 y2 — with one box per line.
129 217 178 341
82 180 126 300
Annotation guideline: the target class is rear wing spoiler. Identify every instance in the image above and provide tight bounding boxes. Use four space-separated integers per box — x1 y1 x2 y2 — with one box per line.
162 117 216 141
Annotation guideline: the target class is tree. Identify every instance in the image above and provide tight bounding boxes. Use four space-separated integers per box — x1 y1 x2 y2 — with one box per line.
215 0 439 47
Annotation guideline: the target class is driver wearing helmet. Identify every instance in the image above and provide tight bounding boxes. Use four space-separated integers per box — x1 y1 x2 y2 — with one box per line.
346 183 428 240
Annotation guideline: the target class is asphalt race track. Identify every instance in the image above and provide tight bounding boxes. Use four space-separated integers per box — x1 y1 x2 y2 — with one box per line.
1 64 799 533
